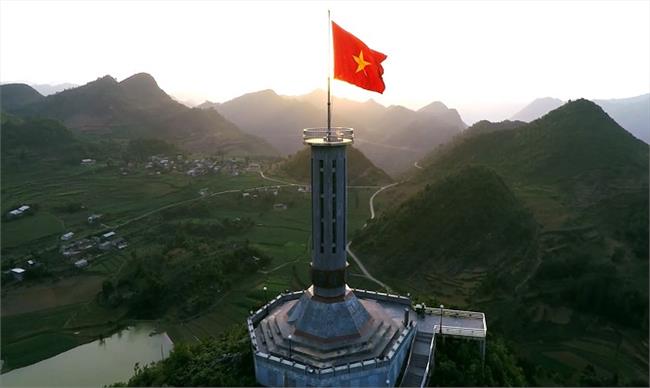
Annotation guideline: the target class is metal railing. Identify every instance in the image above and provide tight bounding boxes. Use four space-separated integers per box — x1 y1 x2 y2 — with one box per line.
439 326 486 339
400 323 419 384
423 306 485 320
303 127 354 144
253 323 416 377
421 333 437 388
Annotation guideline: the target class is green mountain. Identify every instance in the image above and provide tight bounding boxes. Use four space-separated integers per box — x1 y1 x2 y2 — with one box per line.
511 94 650 143
355 165 536 276
0 84 44 111
421 99 647 188
462 119 526 137
356 99 649 384
0 113 91 164
3 74 276 156
272 146 392 186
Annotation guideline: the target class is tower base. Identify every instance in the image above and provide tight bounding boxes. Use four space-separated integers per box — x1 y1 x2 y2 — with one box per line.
248 289 416 386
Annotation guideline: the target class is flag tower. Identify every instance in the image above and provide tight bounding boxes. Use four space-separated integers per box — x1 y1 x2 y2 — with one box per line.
245 15 418 387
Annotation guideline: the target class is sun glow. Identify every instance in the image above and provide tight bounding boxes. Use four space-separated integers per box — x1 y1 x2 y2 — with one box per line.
1 0 648 120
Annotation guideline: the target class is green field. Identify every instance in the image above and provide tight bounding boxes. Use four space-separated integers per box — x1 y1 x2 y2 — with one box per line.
1 212 64 248
0 162 378 372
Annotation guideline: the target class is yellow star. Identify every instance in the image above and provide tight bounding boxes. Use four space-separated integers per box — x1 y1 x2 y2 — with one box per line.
353 50 371 74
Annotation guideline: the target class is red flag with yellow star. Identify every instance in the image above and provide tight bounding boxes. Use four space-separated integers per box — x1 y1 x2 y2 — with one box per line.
332 21 387 94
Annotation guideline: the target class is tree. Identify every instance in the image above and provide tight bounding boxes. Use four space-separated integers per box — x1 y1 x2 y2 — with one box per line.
112 325 256 387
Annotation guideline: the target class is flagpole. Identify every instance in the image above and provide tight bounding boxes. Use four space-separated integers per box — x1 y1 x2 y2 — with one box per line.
327 9 332 138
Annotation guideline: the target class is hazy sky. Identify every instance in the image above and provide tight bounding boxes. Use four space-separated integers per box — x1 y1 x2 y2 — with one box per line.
1 0 649 122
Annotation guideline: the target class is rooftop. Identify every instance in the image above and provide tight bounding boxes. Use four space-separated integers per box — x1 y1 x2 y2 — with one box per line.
250 288 411 369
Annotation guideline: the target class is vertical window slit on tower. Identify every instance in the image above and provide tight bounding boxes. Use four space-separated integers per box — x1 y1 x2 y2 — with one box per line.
319 196 324 254
320 221 324 253
319 160 324 194
311 158 314 253
343 157 346 245
332 159 337 253
319 159 324 253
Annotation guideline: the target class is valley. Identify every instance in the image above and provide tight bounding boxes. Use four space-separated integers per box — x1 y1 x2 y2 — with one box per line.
0 146 380 377
0 76 647 387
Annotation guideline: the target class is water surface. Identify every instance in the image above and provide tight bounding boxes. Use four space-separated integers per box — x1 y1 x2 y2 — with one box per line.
1 325 173 387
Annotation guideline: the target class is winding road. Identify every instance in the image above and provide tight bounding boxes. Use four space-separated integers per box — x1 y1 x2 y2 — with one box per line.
346 242 392 292
368 182 399 219
346 181 401 292
256 169 398 292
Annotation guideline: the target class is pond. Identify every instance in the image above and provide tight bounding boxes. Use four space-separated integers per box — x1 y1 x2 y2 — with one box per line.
1 324 173 387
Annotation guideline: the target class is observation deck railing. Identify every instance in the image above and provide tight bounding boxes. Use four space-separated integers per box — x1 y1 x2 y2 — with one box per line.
303 127 354 145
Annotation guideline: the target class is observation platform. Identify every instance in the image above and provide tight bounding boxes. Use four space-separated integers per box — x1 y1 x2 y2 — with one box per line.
303 127 354 146
248 288 414 386
247 290 486 387
400 305 487 387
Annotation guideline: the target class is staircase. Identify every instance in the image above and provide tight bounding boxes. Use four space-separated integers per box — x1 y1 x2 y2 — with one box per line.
400 331 435 387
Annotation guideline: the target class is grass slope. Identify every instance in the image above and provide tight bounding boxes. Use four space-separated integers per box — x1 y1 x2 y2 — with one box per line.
355 165 536 280
357 99 649 384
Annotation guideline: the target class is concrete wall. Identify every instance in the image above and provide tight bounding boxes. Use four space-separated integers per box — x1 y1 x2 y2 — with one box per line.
253 326 414 387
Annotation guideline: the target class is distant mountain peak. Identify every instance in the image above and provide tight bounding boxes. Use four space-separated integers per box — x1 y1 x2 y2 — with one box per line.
540 98 608 121
120 72 159 89
418 101 449 114
510 97 565 122
233 89 280 102
536 96 563 103
95 75 118 84
0 83 44 111
386 104 412 113
117 72 171 103
364 98 383 108
257 89 278 96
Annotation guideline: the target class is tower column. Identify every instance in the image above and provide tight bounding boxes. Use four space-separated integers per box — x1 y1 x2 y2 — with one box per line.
305 129 352 299
310 145 348 298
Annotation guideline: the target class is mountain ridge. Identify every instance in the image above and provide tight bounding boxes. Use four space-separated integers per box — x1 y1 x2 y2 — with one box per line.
201 88 467 174
511 94 650 143
1 73 277 156
355 98 648 383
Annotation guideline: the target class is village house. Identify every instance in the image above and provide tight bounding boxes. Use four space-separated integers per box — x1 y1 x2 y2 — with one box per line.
74 259 89 269
113 238 128 250
61 232 75 241
81 158 96 166
98 241 113 251
6 205 31 219
87 214 103 224
273 203 288 211
10 268 25 281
